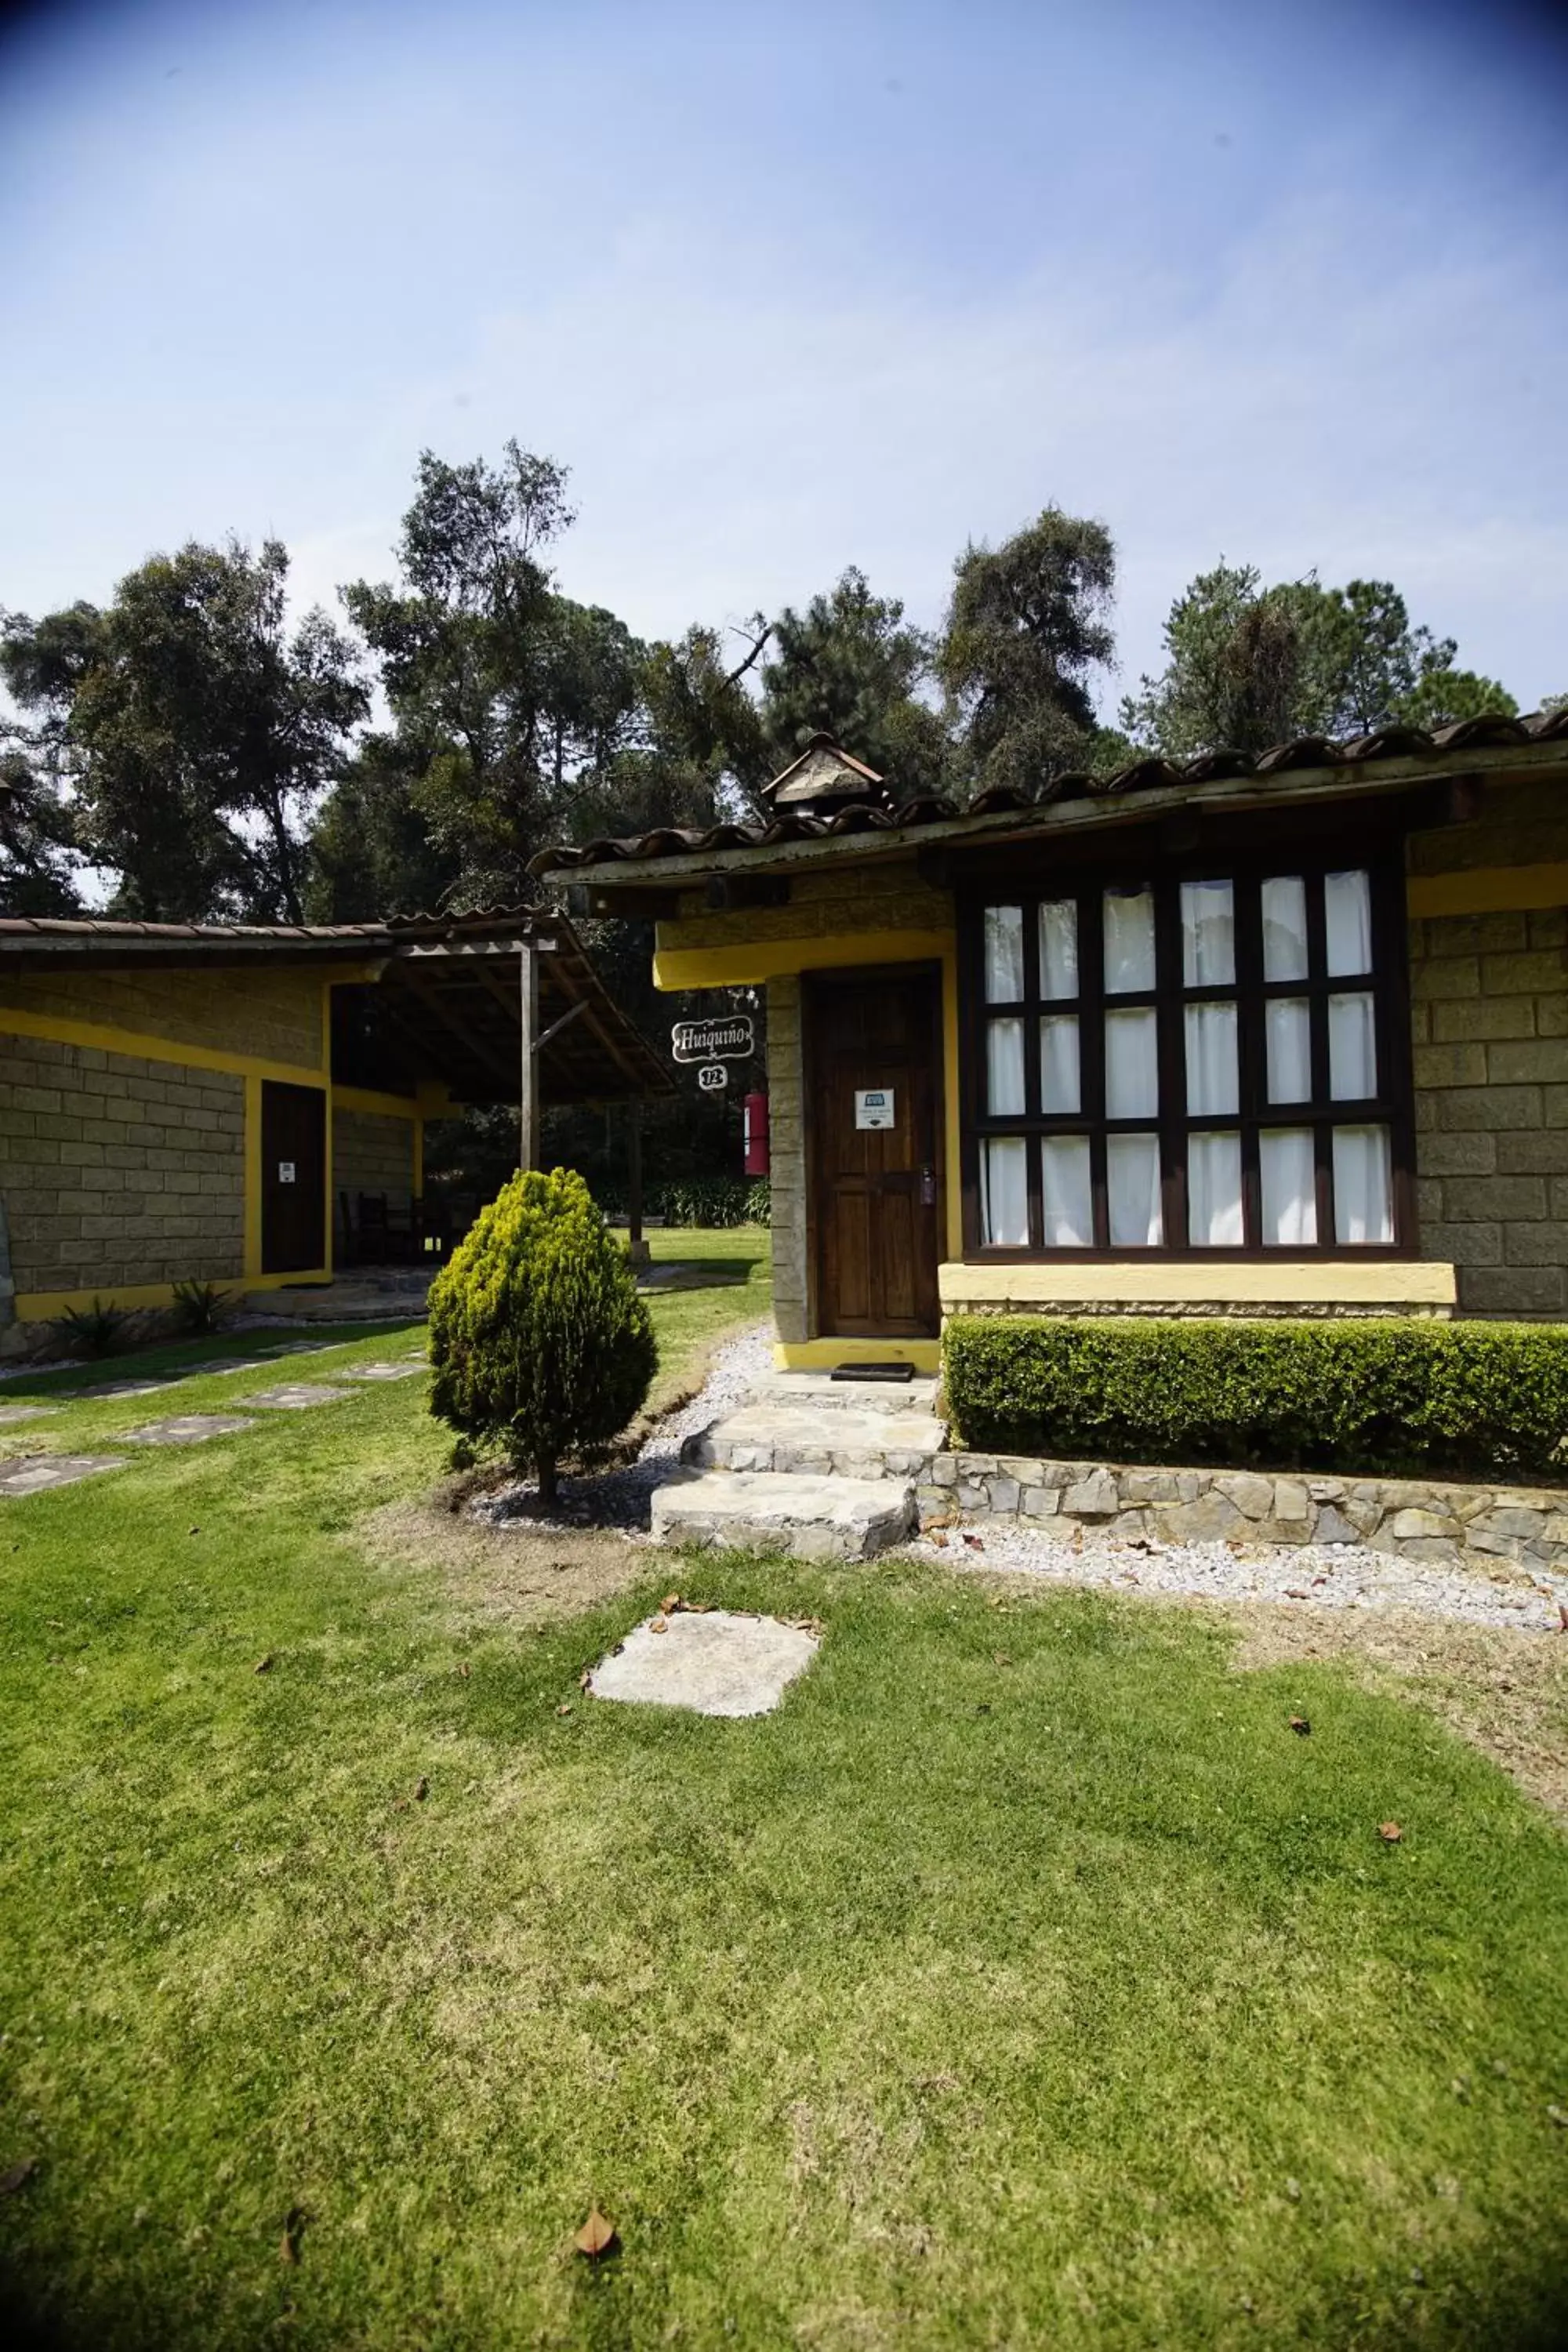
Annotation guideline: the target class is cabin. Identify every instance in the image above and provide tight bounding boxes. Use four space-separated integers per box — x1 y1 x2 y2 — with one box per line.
538 714 1568 1372
0 908 666 1355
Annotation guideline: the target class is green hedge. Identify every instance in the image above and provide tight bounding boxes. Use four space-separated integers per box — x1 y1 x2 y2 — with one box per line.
598 1177 770 1229
943 1316 1568 1482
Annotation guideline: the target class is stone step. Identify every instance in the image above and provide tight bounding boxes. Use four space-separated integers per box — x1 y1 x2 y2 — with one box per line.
748 1370 941 1416
683 1403 946 1479
652 1469 916 1562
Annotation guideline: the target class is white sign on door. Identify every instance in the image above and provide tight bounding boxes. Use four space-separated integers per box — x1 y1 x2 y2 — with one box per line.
278 1161 296 1184
855 1088 895 1131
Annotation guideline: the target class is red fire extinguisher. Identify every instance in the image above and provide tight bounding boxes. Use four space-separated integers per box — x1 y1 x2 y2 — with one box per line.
743 1091 769 1178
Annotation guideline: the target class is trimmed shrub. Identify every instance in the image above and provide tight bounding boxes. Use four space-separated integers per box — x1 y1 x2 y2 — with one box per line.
428 1167 658 1503
943 1315 1568 1483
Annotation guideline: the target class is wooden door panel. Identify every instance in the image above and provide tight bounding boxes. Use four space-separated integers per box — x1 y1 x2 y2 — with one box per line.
260 1082 326 1275
808 968 942 1338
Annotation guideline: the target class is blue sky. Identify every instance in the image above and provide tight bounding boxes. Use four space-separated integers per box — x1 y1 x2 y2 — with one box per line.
2 0 1566 714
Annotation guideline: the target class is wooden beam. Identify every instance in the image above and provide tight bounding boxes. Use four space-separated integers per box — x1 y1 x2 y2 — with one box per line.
387 967 517 1094
518 943 539 1171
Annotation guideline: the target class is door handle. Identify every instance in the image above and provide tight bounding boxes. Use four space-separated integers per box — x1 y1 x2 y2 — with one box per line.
919 1165 937 1207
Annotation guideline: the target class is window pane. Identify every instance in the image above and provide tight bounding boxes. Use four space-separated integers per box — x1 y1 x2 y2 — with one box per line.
1189 1131 1244 1246
1328 992 1377 1099
1040 1138 1093 1246
986 1017 1026 1115
1324 869 1373 976
1265 997 1312 1104
981 1137 1030 1247
1108 1134 1163 1247
1261 877 1310 982
1181 879 1235 985
1040 1014 1080 1113
1333 1125 1393 1243
983 905 1025 1002
1260 1128 1318 1246
1038 900 1079 1000
1105 1007 1160 1116
1184 1000 1239 1116
1103 887 1156 993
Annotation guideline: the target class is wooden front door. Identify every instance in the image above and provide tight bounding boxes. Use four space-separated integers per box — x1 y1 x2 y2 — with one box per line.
260 1082 327 1274
808 967 943 1338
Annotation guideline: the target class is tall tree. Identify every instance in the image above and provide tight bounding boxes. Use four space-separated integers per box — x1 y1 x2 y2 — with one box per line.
758 567 950 799
938 507 1117 795
1 543 366 921
1124 564 1517 758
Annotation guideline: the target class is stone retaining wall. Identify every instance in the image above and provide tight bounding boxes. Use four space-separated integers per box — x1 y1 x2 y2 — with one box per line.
919 1451 1568 1576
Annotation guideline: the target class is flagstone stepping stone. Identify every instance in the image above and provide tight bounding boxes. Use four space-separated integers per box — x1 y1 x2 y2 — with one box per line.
0 1454 126 1496
245 1383 357 1410
0 1404 60 1426
125 1414 258 1446
587 1609 821 1719
340 1362 426 1381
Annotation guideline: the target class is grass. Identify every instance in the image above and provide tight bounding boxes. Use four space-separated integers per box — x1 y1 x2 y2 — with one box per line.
1 1229 1566 2348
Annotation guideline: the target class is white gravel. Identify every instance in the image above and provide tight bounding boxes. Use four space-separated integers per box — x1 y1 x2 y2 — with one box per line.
472 1321 772 1536
907 1519 1568 1634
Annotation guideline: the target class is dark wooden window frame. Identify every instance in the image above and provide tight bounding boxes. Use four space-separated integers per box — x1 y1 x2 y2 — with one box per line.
958 850 1415 1262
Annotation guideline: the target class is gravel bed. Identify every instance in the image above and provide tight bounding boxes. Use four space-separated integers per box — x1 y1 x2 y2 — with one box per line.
908 1520 1568 1634
471 1321 773 1536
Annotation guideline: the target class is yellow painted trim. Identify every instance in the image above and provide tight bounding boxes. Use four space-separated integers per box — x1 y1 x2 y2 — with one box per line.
332 1085 420 1120
773 1337 942 1374
243 1075 263 1279
0 1004 325 1083
652 927 956 992
938 1258 1458 1309
1407 864 1568 918
13 1269 332 1323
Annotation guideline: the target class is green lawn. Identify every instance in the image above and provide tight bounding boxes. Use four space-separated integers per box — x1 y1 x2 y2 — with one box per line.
2 1226 1566 2349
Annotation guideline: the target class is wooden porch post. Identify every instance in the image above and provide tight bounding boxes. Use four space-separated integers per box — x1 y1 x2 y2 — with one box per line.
517 941 539 1172
626 1097 649 1267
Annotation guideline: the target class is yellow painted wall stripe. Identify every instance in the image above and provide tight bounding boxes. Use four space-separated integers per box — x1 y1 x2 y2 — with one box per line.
0 1004 325 1083
773 1338 942 1373
1406 864 1568 917
332 1085 421 1119
14 1269 331 1319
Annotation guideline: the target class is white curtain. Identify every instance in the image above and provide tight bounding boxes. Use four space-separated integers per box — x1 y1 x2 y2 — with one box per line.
1334 1125 1393 1243
981 1137 1030 1246
1265 997 1312 1103
1039 900 1079 1000
1261 1128 1317 1245
987 1017 1026 1115
1261 876 1310 982
1325 870 1373 977
1103 889 1156 993
1181 879 1235 986
1105 1007 1160 1116
1041 1137 1093 1245
1108 1134 1163 1246
1040 1014 1080 1112
1189 1131 1244 1245
984 905 1025 1002
1328 992 1377 1100
1185 1001 1238 1116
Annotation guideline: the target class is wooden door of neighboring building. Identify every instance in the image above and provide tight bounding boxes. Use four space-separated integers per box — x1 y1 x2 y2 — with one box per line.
808 967 943 1338
260 1082 327 1274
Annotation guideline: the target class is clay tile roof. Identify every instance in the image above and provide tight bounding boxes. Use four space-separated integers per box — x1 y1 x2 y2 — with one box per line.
532 706 1568 879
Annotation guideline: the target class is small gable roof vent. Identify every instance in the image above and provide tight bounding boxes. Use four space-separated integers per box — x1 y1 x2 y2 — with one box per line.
760 732 891 812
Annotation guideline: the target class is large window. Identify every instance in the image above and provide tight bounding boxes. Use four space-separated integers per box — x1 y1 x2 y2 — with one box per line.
966 862 1409 1255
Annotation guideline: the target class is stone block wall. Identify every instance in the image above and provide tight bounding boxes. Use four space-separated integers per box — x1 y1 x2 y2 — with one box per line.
1410 906 1568 1316
0 966 323 1072
332 1107 415 1203
766 975 809 1344
922 1450 1568 1584
0 1032 245 1298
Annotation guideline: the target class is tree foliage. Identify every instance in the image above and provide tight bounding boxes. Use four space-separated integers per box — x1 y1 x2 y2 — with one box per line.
1123 563 1517 758
427 1165 656 1503
758 568 950 801
2 543 366 920
938 508 1117 794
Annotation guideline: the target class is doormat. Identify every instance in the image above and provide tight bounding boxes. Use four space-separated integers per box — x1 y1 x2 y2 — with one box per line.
831 1362 914 1384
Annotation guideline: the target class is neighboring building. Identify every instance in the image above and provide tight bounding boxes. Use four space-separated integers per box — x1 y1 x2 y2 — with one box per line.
539 716 1568 1372
0 909 666 1353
